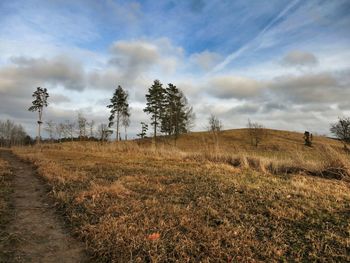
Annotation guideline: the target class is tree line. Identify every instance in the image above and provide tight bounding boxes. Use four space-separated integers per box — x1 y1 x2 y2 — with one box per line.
27 79 195 145
0 120 31 147
19 81 350 150
106 80 195 145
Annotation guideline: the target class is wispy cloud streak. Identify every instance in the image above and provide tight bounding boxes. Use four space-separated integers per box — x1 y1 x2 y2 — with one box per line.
211 0 300 73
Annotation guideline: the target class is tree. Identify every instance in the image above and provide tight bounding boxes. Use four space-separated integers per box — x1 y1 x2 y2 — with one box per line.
330 117 350 150
44 120 56 142
56 123 65 142
144 80 166 145
107 85 130 141
0 120 28 147
87 120 95 138
161 83 194 143
77 112 87 140
208 114 222 148
63 120 75 141
208 114 222 133
184 106 196 132
247 119 266 148
28 87 49 144
137 122 148 139
97 123 112 142
122 109 130 140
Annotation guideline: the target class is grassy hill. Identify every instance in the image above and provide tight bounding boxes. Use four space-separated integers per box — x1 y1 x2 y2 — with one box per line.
9 128 350 262
176 128 338 152
140 128 343 163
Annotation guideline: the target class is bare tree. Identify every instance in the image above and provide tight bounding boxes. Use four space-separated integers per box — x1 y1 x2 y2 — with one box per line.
185 106 196 132
208 114 222 149
87 120 95 139
97 123 112 142
208 114 222 132
56 123 65 142
63 120 75 141
122 114 130 140
330 117 350 150
44 120 56 142
77 112 87 140
247 119 266 148
0 120 28 147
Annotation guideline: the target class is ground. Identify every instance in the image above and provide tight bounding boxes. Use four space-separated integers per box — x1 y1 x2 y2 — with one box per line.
0 149 88 263
0 129 349 262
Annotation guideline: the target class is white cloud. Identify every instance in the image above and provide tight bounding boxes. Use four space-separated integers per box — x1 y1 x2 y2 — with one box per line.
0 56 86 92
190 50 221 71
206 75 261 99
269 72 348 104
281 50 318 67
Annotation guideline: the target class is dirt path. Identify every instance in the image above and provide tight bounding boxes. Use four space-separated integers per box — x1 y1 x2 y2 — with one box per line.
0 150 88 263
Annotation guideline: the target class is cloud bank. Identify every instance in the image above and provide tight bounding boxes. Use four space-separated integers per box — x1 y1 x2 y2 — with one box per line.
0 0 349 137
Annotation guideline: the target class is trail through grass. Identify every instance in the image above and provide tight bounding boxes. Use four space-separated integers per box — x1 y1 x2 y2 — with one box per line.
13 136 350 262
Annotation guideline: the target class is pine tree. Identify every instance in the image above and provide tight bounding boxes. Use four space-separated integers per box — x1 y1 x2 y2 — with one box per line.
161 83 194 143
107 85 130 141
28 87 49 144
137 122 148 139
144 80 166 144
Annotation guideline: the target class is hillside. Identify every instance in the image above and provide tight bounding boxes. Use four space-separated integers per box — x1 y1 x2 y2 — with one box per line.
139 128 341 160
3 129 350 262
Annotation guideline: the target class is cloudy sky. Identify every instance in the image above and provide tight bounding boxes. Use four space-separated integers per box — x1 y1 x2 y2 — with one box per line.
0 0 349 138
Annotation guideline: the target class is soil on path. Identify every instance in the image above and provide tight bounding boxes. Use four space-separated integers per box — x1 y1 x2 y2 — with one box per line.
0 150 88 263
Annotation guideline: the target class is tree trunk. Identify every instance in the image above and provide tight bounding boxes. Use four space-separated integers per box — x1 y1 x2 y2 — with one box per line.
37 123 41 144
37 110 42 144
116 114 120 141
154 116 157 146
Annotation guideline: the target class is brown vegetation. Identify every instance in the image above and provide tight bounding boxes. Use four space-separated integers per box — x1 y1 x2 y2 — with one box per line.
11 129 350 262
0 153 15 260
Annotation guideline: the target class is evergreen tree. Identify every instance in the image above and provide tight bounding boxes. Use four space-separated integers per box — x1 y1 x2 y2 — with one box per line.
161 83 194 143
137 122 148 139
28 87 49 144
144 80 166 144
107 85 129 141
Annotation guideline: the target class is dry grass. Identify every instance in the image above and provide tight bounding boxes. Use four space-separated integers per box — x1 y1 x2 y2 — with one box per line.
0 151 15 261
12 129 350 262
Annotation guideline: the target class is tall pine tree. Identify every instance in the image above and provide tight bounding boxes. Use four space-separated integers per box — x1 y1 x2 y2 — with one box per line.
28 87 49 144
107 85 129 141
161 83 194 143
144 80 166 144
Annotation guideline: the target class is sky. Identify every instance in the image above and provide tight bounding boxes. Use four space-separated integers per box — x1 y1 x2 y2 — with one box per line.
0 0 349 138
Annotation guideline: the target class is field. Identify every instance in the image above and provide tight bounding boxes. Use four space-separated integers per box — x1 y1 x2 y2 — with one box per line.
0 152 15 261
9 129 350 262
